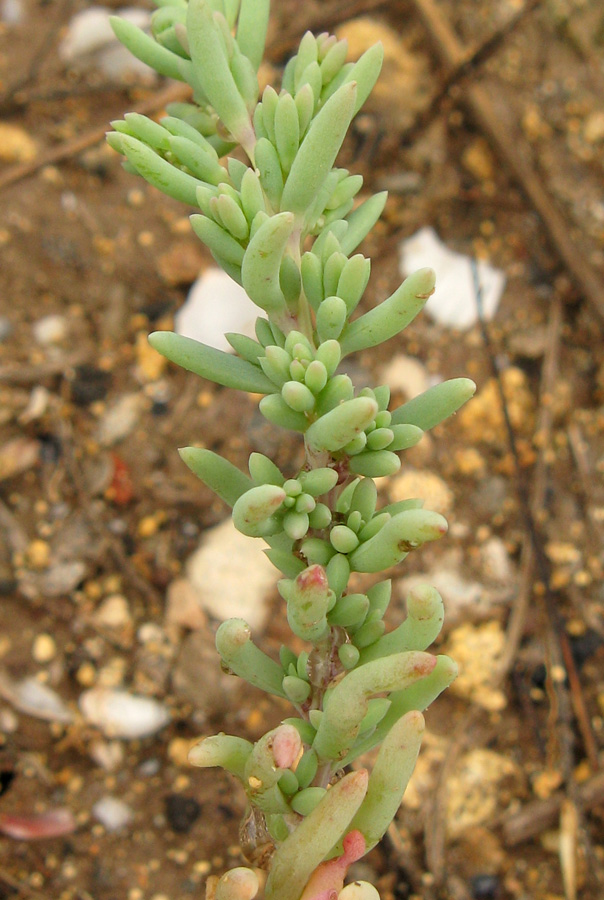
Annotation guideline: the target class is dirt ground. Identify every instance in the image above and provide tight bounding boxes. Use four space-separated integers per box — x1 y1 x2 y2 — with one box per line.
1 1 604 899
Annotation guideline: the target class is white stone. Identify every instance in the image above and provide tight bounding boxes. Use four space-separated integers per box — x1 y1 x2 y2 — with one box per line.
1 0 23 24
0 673 73 724
186 517 276 632
399 227 505 329
59 7 155 82
379 354 431 399
92 795 134 831
32 314 68 345
176 268 261 352
97 393 144 447
79 688 170 739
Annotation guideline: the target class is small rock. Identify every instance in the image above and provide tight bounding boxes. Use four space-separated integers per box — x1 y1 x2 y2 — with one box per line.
453 448 487 478
445 621 507 710
97 393 144 446
70 365 111 406
583 110 604 145
1 0 24 25
32 634 57 664
0 123 37 163
389 468 453 516
481 537 514 584
135 332 167 382
92 796 134 832
32 314 68 345
447 749 520 837
379 355 430 400
0 672 73 724
89 739 125 771
165 578 207 633
0 317 13 342
26 539 51 570
176 268 259 352
462 138 495 181
19 386 51 424
92 594 133 645
470 874 501 900
0 437 39 482
186 518 276 632
457 368 534 445
79 688 170 739
164 794 201 834
59 7 155 82
24 560 87 598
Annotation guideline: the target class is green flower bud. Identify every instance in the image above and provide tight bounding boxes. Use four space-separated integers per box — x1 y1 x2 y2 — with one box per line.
291 786 326 816
289 359 306 381
388 423 424 451
357 512 390 543
284 479 302 496
325 552 350 596
342 432 368 455
282 674 311 703
337 253 371 314
300 251 324 311
328 592 369 627
294 749 318 790
314 374 354 415
282 380 315 412
314 339 341 377
347 510 363 533
308 503 332 530
350 478 378 522
338 643 360 669
295 493 316 514
283 510 310 540
349 450 401 478
278 768 300 796
300 537 335 566
322 251 348 297
260 345 293 386
366 427 395 451
330 524 360 554
297 469 337 498
352 618 385 648
304 360 328 394
316 295 347 341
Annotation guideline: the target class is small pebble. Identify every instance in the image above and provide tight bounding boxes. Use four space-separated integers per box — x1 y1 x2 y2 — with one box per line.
32 314 68 346
470 874 501 900
0 317 13 342
70 365 111 406
92 796 134 832
0 123 37 163
1 0 24 24
27 540 51 570
92 594 132 631
164 794 201 834
32 634 57 663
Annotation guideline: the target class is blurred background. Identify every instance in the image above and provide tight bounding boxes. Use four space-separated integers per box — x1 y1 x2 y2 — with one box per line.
0 1 603 899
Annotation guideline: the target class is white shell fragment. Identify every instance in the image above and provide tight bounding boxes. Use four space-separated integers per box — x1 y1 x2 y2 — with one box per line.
399 227 505 329
59 7 155 82
176 268 261 352
79 688 170 739
0 672 74 724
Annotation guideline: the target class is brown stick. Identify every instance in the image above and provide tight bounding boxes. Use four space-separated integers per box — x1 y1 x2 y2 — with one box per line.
0 81 191 192
500 771 604 846
409 0 604 326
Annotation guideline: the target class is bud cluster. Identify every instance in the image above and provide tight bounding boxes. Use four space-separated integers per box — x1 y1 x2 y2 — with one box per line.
107 3 476 900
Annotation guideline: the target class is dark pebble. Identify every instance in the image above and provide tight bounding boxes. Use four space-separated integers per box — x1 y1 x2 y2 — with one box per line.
38 433 62 464
164 794 202 834
70 365 112 406
570 629 603 668
470 874 500 900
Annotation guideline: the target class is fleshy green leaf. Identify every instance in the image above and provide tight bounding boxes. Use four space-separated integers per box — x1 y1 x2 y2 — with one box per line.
149 331 275 393
178 447 252 507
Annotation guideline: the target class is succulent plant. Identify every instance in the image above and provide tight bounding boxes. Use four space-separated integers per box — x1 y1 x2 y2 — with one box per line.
107 2 475 898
